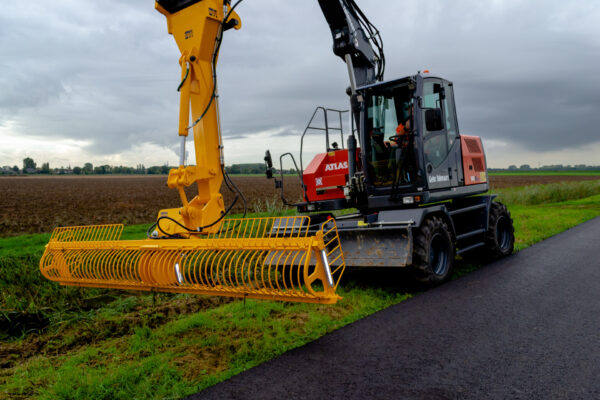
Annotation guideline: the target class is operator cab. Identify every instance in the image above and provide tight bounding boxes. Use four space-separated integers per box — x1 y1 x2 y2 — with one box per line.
357 73 466 202
363 77 416 190
266 73 488 213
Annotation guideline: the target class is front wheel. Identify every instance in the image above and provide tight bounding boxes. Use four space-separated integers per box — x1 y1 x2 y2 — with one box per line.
411 216 455 285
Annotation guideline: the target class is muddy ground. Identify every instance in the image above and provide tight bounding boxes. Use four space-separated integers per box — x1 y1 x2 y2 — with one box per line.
1 174 598 237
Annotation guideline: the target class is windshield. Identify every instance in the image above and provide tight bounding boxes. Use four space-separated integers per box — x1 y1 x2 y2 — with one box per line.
366 84 414 187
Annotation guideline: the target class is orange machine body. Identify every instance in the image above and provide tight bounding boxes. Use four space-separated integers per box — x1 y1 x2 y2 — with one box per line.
303 150 349 202
461 135 487 186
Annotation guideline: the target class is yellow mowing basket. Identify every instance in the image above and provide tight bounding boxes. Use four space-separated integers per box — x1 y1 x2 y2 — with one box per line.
40 216 346 304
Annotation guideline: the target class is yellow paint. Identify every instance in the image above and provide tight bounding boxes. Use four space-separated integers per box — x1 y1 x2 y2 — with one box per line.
156 1 241 235
40 217 346 304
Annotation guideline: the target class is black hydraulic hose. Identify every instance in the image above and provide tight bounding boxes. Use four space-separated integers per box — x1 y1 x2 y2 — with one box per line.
177 64 189 92
223 166 247 219
345 0 385 80
154 191 239 237
187 0 244 131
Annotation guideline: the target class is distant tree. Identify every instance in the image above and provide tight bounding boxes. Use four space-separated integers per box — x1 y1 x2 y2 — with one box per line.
160 164 170 174
40 162 50 174
508 165 517 170
23 157 36 171
73 166 82 175
519 164 531 170
113 165 135 174
83 163 93 174
12 165 19 172
147 166 162 174
94 165 111 174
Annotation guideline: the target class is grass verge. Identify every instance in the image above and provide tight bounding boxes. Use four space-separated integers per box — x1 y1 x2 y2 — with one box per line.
1 189 599 399
494 179 600 206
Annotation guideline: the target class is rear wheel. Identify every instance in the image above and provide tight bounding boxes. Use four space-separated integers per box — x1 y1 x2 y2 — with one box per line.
484 201 514 259
411 216 455 285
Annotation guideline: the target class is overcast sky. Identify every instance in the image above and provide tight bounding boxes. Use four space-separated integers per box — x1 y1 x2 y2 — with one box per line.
1 0 599 169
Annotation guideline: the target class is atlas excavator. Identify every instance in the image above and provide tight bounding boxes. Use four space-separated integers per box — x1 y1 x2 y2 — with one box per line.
40 0 515 305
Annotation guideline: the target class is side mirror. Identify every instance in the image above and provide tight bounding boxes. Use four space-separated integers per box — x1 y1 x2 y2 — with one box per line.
425 109 444 131
264 150 273 168
264 150 274 179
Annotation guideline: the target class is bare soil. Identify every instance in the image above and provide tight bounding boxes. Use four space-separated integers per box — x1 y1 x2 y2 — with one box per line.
1 174 598 237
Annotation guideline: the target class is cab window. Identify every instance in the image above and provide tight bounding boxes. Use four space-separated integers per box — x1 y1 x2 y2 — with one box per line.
366 85 414 186
422 79 449 168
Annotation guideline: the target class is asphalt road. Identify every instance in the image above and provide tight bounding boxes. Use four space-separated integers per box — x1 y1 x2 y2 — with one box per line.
188 217 600 400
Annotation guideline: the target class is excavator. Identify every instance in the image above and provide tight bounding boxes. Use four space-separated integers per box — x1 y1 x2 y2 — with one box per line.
40 0 515 305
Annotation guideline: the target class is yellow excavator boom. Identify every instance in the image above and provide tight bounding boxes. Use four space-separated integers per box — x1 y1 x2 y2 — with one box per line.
155 0 241 236
39 1 346 304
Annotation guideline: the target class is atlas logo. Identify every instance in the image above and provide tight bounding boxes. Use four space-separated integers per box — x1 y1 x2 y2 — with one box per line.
324 161 348 172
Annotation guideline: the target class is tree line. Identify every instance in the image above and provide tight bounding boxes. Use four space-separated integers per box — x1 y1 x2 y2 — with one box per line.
0 158 169 175
489 164 600 172
1 158 296 175
13 158 595 176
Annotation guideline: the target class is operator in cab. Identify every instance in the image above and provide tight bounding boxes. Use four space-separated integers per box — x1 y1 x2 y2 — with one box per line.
389 101 414 185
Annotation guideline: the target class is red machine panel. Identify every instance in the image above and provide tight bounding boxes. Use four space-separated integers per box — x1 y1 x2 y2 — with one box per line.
461 135 487 186
303 150 349 202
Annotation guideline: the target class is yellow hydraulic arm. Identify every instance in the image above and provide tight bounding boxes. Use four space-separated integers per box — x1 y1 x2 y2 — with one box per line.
155 0 241 236
39 0 346 304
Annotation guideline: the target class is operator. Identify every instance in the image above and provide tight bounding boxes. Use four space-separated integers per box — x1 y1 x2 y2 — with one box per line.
394 102 413 145
389 102 413 183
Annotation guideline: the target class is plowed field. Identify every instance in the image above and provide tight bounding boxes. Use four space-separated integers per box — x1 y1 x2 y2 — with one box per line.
1 174 599 237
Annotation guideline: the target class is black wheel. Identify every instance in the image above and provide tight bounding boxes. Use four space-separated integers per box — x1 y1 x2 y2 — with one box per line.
484 201 515 259
411 216 455 284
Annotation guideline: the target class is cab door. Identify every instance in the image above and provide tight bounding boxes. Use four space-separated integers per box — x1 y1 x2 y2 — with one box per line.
420 78 460 190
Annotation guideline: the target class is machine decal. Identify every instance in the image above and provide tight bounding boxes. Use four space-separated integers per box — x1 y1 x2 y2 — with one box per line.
324 161 348 172
185 30 193 39
316 177 323 186
428 174 450 183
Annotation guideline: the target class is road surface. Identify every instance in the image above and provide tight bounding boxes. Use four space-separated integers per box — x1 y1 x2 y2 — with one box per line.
188 217 600 400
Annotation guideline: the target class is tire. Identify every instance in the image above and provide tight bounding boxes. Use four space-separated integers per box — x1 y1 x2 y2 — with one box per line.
483 201 515 259
411 216 455 285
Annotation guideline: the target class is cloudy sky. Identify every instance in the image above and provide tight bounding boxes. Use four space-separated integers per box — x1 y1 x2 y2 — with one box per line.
1 0 599 169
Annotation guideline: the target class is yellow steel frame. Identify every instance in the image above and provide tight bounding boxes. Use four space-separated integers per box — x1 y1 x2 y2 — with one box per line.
40 217 346 304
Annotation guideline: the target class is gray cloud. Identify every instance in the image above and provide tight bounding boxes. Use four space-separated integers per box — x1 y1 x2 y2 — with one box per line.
1 0 599 166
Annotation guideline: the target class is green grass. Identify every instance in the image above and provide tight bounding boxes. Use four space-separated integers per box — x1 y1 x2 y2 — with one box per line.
1 184 599 399
493 180 600 205
0 225 150 259
509 194 600 250
3 287 407 400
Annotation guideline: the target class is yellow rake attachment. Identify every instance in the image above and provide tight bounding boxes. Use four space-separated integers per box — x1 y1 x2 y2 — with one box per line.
40 216 346 304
